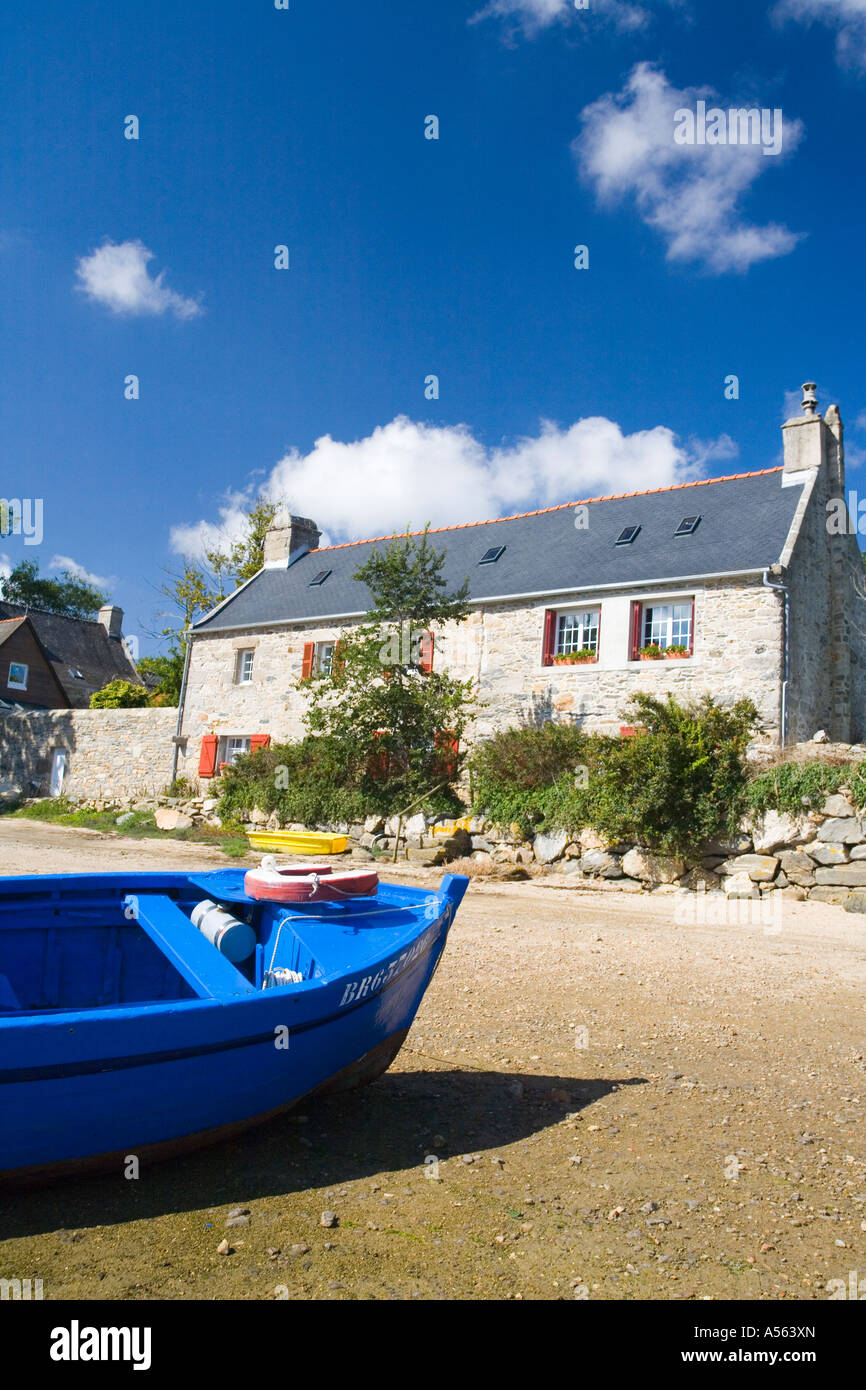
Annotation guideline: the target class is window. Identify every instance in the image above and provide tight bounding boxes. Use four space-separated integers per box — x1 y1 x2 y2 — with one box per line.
542 607 600 665
301 640 340 678
674 515 701 536
68 667 84 680
308 569 332 587
556 608 600 658
615 525 640 545
479 545 506 565
234 649 255 684
219 736 251 768
7 662 28 691
315 642 335 676
200 733 270 778
630 599 694 657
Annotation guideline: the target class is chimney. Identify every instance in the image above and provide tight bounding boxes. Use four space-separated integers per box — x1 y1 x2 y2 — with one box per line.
782 382 831 474
263 510 321 568
97 604 124 639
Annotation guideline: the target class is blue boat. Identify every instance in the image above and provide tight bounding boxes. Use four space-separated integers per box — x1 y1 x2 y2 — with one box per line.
0 868 468 1182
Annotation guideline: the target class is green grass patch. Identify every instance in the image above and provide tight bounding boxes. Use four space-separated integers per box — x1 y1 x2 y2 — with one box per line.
743 759 866 816
3 798 249 857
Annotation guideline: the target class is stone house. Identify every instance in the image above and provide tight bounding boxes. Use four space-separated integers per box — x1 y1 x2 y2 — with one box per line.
176 386 866 786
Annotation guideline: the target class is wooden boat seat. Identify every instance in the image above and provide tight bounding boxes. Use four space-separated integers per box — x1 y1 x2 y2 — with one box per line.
126 894 258 1001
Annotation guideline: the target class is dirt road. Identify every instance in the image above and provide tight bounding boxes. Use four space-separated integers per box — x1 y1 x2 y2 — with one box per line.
1 819 865 1300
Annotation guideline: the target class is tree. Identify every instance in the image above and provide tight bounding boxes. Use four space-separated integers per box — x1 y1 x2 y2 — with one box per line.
1 559 107 620
137 652 186 704
90 679 149 709
206 498 279 589
152 500 281 704
301 528 476 808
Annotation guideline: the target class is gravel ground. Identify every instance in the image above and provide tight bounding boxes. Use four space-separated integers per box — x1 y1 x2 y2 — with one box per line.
1 819 865 1301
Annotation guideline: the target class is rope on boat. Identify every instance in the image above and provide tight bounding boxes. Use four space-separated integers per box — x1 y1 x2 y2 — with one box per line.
262 899 440 988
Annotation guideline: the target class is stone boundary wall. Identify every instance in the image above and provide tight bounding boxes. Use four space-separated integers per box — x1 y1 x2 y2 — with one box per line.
0 708 177 803
215 773 866 913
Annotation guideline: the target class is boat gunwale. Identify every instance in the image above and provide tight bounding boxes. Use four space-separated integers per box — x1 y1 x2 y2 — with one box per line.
0 872 456 1032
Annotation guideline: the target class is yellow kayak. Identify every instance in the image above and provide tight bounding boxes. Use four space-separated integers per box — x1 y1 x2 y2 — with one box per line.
246 829 349 856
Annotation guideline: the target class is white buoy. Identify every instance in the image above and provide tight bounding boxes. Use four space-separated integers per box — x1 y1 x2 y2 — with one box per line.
190 899 256 963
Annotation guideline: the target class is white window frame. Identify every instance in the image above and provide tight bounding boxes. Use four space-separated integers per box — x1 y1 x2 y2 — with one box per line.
555 607 600 659
7 661 28 691
234 649 255 685
314 641 335 676
218 735 252 767
641 601 693 653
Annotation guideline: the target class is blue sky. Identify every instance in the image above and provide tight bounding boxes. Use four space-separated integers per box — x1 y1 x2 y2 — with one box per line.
1 0 865 654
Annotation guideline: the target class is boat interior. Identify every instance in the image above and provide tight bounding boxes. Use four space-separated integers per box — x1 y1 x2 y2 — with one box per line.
0 870 434 1016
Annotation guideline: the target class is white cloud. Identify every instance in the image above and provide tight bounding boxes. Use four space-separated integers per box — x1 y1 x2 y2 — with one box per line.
574 64 804 273
774 0 866 70
471 0 671 36
0 554 11 584
75 240 202 320
49 555 111 589
170 412 735 559
170 498 259 567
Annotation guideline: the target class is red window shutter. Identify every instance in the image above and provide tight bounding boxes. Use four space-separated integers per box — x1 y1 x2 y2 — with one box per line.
542 609 557 666
301 642 315 679
433 731 459 779
198 734 218 778
630 602 643 660
419 631 434 673
250 734 271 752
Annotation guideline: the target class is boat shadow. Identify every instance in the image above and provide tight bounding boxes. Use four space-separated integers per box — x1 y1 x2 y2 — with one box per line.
1 1068 647 1238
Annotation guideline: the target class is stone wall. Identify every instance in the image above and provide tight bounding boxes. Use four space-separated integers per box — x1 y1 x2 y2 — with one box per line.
782 409 866 744
0 708 177 803
225 775 866 913
177 574 785 787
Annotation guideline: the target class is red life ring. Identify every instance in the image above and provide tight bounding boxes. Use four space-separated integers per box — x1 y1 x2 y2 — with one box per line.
244 858 379 903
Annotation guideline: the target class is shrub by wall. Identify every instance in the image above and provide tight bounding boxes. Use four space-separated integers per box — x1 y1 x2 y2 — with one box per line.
470 694 758 855
216 734 462 829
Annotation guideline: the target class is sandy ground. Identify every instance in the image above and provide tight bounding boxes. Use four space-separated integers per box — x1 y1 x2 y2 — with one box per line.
1 819 865 1301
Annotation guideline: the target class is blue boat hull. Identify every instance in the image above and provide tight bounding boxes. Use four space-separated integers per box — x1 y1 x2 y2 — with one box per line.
0 869 468 1181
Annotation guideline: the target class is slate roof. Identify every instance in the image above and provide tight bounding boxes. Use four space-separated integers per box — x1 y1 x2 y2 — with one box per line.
0 604 140 707
193 467 804 634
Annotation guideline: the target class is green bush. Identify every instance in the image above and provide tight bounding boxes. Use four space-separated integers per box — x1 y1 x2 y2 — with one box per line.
471 693 759 853
469 723 590 836
89 679 149 708
582 694 757 854
216 735 462 827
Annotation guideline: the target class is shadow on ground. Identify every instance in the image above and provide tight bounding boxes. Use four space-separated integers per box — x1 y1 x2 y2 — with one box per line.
1 1068 646 1238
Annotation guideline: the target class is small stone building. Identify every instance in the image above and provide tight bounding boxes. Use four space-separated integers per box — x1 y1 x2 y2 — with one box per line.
176 386 866 785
